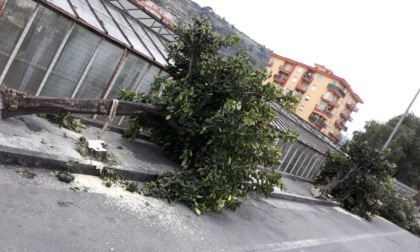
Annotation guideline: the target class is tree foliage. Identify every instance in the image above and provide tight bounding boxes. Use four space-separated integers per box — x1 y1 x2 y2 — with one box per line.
119 18 299 214
353 113 420 189
316 141 396 220
316 141 420 236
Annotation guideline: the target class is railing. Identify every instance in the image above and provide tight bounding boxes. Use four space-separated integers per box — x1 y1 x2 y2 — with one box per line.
346 102 359 112
335 121 348 131
328 132 340 141
321 96 339 108
263 61 273 67
273 74 286 85
314 105 333 118
327 83 346 98
309 115 327 128
279 65 292 74
340 112 353 122
295 85 308 93
302 72 313 82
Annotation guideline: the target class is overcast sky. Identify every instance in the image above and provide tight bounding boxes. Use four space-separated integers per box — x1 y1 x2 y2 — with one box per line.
191 0 420 138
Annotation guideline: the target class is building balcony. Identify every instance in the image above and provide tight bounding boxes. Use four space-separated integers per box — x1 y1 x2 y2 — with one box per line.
279 66 292 74
263 61 273 67
327 83 346 98
346 102 359 112
329 132 341 142
314 106 333 118
340 112 353 122
273 74 286 86
308 115 327 128
320 96 339 108
295 85 308 93
334 121 348 132
302 72 313 83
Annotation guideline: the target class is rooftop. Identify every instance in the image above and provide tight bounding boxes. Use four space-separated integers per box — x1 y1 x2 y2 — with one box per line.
41 0 176 67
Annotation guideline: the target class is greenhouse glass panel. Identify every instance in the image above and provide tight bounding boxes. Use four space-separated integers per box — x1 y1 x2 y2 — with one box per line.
74 40 124 99
0 0 37 75
3 6 72 95
40 25 101 97
105 53 148 99
70 0 104 32
45 0 75 15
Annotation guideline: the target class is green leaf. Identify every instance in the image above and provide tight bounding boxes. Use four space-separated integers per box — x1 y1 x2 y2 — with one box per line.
194 208 202 215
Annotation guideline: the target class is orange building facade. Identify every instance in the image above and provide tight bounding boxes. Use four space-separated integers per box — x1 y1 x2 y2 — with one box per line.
263 52 363 142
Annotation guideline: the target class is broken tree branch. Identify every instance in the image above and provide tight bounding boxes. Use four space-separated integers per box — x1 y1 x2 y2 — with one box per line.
0 89 194 137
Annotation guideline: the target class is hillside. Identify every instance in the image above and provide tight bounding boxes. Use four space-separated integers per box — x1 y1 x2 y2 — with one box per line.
151 0 270 69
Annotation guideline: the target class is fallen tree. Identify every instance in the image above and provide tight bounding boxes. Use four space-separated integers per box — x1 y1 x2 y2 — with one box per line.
1 18 300 214
0 88 193 137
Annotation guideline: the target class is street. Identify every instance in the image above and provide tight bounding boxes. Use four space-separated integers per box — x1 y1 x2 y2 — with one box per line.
1 165 419 252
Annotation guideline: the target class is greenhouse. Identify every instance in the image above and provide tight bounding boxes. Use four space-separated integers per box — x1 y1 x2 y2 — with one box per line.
0 0 172 99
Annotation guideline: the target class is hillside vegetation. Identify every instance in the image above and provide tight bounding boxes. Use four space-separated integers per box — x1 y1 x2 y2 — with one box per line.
152 0 270 68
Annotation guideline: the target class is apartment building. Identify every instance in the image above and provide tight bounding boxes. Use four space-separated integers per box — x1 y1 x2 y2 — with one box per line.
263 52 363 142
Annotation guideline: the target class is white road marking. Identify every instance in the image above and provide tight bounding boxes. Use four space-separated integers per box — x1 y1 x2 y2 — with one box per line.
218 230 406 252
253 231 406 251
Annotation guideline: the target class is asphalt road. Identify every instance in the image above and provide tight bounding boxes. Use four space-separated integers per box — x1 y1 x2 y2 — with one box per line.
1 165 419 252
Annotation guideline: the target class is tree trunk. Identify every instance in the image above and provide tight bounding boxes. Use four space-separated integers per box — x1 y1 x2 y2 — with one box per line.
321 167 358 195
0 89 193 136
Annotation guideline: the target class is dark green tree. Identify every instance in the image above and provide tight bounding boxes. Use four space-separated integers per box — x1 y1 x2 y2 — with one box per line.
316 141 396 220
120 18 299 214
316 141 420 236
353 113 420 189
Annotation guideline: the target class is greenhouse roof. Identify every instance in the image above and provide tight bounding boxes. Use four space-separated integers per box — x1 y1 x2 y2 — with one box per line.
41 0 175 67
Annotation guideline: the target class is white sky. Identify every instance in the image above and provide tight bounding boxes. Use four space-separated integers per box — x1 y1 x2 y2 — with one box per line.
192 0 420 138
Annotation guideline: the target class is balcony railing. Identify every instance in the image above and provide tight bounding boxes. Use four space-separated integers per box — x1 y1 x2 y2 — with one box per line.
295 85 308 93
279 65 292 74
302 72 313 82
329 132 340 141
263 61 273 67
320 96 339 108
327 83 346 98
273 74 286 86
309 115 327 128
340 112 353 122
346 102 359 112
334 121 348 132
314 105 333 118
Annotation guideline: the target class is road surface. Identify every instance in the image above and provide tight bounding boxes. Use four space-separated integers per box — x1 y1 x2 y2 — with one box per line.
1 165 419 252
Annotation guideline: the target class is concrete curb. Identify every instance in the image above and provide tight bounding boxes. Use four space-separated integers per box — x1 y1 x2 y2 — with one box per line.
272 191 341 207
0 145 158 182
0 145 340 208
279 172 315 184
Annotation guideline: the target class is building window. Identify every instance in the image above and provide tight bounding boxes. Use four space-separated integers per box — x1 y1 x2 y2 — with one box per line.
305 95 311 101
291 77 297 83
311 85 317 91
332 80 337 84
297 67 303 73
317 74 323 81
299 105 305 111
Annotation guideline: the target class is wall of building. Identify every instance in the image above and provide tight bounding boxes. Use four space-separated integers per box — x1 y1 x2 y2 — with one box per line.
264 52 362 142
0 0 168 126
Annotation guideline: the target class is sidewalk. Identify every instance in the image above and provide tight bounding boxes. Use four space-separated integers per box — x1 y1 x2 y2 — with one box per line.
0 115 339 207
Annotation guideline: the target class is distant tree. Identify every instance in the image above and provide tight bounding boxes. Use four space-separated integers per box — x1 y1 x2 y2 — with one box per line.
353 113 420 189
316 141 420 236
120 18 299 214
316 141 396 220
